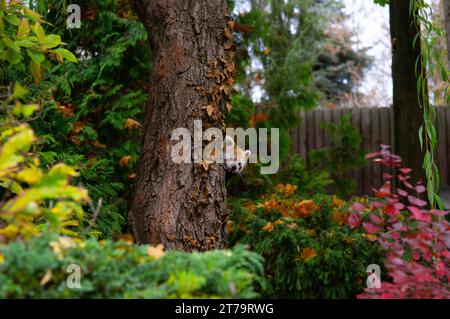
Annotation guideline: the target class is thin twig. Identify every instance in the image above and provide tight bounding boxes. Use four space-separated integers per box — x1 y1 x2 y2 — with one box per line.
84 198 103 233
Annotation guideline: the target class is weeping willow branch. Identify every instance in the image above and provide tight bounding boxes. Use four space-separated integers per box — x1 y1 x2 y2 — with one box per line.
410 0 450 209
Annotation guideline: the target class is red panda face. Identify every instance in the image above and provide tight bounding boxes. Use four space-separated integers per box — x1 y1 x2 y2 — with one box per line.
224 136 251 173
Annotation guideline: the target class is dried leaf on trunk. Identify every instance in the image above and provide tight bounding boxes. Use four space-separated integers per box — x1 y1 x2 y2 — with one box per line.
203 104 214 117
223 27 232 39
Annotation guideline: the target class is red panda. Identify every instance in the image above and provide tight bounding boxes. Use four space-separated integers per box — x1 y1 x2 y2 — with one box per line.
223 135 251 173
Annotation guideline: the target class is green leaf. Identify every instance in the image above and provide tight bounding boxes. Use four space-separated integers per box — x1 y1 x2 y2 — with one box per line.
17 19 30 39
5 48 21 65
27 50 45 65
11 83 29 100
418 125 423 149
33 22 45 44
23 9 45 24
12 103 39 118
37 163 78 189
0 127 34 171
52 48 77 63
3 36 20 52
29 60 42 84
44 34 62 49
4 14 21 26
16 39 36 48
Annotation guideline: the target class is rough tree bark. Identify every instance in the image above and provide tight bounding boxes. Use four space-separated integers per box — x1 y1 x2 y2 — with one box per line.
390 1 426 181
129 0 235 250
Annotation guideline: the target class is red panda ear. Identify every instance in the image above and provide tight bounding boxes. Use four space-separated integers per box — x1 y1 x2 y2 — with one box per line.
225 135 235 146
245 150 251 159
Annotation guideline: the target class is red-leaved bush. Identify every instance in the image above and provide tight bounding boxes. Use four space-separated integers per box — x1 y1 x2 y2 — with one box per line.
350 145 450 299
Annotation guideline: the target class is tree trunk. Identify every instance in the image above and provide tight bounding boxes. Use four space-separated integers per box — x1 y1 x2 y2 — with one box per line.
390 1 426 181
129 0 234 250
445 0 450 66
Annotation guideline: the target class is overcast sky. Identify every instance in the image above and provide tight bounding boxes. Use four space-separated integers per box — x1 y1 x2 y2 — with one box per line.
341 0 393 107
234 0 394 106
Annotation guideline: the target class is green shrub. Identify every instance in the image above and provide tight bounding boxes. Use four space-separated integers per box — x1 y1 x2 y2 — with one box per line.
228 186 383 298
278 154 333 195
309 114 366 197
0 83 89 243
0 234 264 298
0 4 91 243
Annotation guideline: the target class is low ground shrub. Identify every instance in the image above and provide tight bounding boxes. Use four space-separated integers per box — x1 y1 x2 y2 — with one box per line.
228 184 383 298
0 234 264 298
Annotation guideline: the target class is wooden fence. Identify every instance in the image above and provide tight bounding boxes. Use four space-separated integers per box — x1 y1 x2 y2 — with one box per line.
291 106 450 195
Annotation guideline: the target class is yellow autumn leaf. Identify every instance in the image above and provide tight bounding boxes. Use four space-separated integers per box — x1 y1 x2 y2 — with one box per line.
262 222 274 232
119 155 132 167
124 118 141 130
58 237 77 249
274 183 297 197
29 60 42 84
274 219 284 225
47 163 78 178
331 209 349 226
147 244 164 259
16 167 43 184
332 195 345 208
33 22 46 44
17 18 31 39
91 140 106 149
0 224 19 239
24 8 45 23
0 253 4 264
0 126 34 171
40 270 53 286
361 233 378 241
291 200 316 218
300 247 318 261
259 198 279 211
61 220 79 227
49 237 77 260
344 236 356 244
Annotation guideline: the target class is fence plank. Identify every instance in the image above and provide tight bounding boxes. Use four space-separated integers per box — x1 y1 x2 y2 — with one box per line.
306 110 315 162
371 107 382 189
389 107 395 153
314 109 324 150
341 108 354 182
291 127 298 153
379 107 391 186
332 108 341 125
361 108 372 194
379 107 391 148
351 108 363 194
323 109 332 146
299 111 307 159
292 107 450 195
